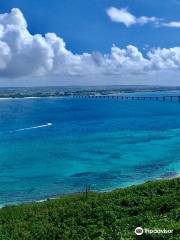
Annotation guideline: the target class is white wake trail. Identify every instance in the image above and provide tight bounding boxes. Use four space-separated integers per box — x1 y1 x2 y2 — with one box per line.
14 123 52 132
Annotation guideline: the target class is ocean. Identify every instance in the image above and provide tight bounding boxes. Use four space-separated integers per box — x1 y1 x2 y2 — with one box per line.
0 92 180 206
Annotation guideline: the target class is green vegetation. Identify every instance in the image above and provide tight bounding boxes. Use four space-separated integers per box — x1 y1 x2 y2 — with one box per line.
0 178 179 240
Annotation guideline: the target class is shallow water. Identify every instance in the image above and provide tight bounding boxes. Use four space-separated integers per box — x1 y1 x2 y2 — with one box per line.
0 94 180 206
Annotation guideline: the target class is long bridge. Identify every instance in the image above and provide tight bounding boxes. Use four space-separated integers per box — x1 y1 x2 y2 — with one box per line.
73 95 180 102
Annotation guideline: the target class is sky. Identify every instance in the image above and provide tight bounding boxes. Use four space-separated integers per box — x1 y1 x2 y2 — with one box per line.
0 0 180 86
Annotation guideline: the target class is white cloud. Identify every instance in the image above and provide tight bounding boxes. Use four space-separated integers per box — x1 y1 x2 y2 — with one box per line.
106 6 180 28
148 47 180 70
106 7 159 27
137 16 159 25
0 8 27 28
0 8 180 85
0 41 11 69
163 21 180 28
106 7 136 27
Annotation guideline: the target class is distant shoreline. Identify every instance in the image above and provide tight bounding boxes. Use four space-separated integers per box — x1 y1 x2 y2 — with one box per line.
0 86 180 99
0 90 180 101
0 96 68 100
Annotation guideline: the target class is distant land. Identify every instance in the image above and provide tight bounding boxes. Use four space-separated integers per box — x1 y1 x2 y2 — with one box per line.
1 85 180 99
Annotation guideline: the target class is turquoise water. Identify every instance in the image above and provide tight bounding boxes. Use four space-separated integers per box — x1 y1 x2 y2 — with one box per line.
0 94 180 206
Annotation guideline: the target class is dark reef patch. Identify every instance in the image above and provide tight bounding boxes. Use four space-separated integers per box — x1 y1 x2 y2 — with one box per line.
160 171 178 179
69 171 133 189
70 172 93 178
134 161 168 174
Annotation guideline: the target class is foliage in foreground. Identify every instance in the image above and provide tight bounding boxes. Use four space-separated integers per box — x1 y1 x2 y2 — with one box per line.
0 178 179 240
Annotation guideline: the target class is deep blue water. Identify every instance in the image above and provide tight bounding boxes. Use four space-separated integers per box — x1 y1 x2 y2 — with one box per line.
0 93 180 206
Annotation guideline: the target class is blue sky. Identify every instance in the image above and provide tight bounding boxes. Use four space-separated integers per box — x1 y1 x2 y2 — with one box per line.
0 0 180 86
0 0 180 53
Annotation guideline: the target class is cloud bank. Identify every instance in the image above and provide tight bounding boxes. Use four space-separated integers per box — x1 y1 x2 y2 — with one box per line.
0 8 180 85
107 7 180 28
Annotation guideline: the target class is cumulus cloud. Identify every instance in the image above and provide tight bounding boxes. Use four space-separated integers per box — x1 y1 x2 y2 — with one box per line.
106 6 180 28
106 7 136 27
148 47 180 70
0 8 180 84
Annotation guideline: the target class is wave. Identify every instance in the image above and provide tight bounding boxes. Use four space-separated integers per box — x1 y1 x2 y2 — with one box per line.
13 123 52 132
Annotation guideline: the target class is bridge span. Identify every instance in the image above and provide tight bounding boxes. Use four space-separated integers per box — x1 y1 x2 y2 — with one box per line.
73 95 180 102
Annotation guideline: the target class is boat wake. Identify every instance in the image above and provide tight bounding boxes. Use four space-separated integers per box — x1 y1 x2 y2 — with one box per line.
13 123 53 132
